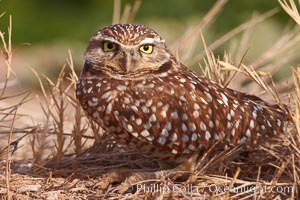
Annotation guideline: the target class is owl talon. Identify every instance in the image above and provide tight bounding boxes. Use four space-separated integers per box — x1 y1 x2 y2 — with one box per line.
113 169 192 194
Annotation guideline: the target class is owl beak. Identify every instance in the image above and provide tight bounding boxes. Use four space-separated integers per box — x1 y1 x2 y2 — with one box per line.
119 50 135 73
82 59 92 74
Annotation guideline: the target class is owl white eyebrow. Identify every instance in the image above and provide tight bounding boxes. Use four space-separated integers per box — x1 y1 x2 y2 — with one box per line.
101 37 119 44
100 38 136 47
139 38 162 45
100 36 163 47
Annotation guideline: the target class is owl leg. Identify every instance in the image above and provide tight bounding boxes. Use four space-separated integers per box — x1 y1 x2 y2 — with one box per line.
115 168 186 194
114 148 243 193
114 155 202 193
177 154 201 171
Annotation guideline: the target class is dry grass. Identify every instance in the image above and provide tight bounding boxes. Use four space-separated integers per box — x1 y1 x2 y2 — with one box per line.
0 0 300 199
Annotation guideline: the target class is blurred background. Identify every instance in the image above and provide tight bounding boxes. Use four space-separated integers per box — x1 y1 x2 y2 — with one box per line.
1 0 300 162
0 0 298 88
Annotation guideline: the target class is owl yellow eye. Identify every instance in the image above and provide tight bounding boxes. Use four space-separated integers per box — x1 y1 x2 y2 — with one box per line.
103 41 117 52
139 44 153 54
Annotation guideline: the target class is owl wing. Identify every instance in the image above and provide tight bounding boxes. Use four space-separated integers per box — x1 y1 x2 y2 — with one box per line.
110 66 288 154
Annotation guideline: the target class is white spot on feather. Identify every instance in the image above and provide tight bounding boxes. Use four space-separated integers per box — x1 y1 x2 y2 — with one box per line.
249 120 255 129
194 103 200 110
191 133 198 141
204 91 212 102
127 124 133 132
182 134 189 143
245 129 251 137
276 119 282 127
160 129 169 137
106 103 112 113
141 130 150 137
220 93 229 106
87 87 93 94
149 114 157 123
205 131 211 141
200 97 208 104
101 91 111 99
171 111 179 119
182 123 187 132
181 113 188 121
252 110 257 119
132 132 138 138
209 120 214 128
170 133 177 141
189 123 196 132
157 137 166 145
166 122 172 131
117 85 126 91
171 149 178 154
200 121 206 131
179 78 186 83
193 110 199 118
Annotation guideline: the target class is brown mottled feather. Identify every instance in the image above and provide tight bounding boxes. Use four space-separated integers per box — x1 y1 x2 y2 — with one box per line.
76 24 289 170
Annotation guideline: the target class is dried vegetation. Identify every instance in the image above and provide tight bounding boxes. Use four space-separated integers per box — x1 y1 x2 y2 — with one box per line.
0 0 299 199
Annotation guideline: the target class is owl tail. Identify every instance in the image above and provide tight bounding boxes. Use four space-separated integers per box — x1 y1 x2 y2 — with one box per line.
243 93 292 123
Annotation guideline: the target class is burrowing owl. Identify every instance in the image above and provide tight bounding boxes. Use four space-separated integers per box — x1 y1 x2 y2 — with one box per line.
76 24 289 171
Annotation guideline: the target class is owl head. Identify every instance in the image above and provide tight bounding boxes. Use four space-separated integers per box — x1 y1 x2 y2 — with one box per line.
83 24 176 77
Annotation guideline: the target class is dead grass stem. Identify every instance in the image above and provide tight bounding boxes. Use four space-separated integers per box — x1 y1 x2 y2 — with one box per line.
0 1 300 199
279 0 300 26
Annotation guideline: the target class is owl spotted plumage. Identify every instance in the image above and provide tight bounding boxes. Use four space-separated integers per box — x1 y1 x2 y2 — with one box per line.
76 24 289 171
